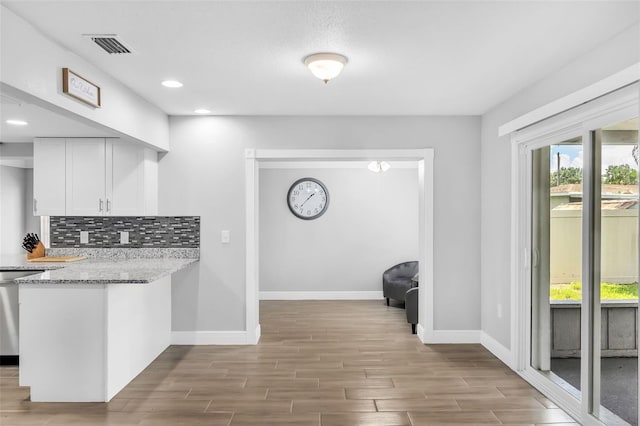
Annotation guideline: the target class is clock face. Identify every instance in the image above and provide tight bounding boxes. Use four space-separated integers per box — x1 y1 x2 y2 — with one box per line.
287 178 329 220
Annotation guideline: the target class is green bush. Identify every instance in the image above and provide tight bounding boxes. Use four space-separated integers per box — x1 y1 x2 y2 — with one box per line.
550 282 638 301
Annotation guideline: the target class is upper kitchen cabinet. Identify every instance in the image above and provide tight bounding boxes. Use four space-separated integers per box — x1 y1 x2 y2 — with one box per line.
107 139 145 216
66 138 107 216
33 139 67 216
33 138 158 216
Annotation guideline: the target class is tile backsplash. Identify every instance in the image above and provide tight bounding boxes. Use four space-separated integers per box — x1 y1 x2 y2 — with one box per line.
50 216 200 248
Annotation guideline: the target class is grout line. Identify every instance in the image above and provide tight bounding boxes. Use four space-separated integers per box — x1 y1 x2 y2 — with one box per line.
488 410 504 425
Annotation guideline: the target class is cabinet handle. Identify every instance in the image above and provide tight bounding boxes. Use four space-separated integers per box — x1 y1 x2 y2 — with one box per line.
99 198 104 212
106 199 111 213
33 198 37 214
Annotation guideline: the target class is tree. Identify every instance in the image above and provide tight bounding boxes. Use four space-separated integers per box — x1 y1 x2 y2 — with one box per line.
602 164 638 185
550 167 582 186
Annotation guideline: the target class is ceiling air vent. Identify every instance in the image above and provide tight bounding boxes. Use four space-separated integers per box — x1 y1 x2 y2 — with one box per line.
84 34 133 54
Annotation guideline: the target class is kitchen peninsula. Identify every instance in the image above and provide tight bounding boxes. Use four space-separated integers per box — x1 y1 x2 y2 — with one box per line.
1 252 198 402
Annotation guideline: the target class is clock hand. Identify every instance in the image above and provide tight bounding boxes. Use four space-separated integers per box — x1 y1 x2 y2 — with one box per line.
301 192 316 207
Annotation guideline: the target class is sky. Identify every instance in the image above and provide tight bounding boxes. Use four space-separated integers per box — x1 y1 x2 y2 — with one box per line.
550 144 638 173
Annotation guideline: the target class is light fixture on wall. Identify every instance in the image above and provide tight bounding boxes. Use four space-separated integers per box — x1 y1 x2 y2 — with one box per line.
304 53 348 83
368 161 391 173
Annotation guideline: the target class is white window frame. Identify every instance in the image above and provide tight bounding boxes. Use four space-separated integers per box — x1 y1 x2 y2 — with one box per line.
511 84 639 426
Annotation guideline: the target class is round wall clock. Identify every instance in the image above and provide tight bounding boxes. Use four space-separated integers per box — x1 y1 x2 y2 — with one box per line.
287 177 329 220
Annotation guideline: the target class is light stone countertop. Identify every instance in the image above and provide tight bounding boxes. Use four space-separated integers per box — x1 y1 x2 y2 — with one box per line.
0 254 198 284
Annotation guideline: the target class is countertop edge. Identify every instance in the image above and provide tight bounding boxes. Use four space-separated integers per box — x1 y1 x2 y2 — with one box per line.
8 258 199 285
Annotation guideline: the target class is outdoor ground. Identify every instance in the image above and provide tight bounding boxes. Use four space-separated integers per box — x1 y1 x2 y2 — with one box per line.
551 357 638 425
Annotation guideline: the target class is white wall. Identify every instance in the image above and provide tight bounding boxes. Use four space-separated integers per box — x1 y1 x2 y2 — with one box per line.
161 116 480 333
0 165 27 255
480 23 640 349
0 6 169 151
259 166 419 294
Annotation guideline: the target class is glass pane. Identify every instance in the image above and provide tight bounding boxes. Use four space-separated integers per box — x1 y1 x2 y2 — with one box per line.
597 117 638 425
531 137 583 397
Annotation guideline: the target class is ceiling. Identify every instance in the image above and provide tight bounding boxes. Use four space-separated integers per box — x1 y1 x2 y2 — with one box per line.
3 1 639 117
0 92 116 143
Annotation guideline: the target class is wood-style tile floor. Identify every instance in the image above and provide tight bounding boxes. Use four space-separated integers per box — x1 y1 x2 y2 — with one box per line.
0 300 578 425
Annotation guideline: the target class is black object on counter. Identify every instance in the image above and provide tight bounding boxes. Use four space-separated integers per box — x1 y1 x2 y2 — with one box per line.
22 233 40 253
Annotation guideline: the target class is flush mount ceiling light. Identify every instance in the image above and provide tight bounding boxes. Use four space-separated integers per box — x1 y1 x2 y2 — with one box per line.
304 53 348 84
6 119 28 126
194 109 211 114
368 161 391 173
161 80 183 88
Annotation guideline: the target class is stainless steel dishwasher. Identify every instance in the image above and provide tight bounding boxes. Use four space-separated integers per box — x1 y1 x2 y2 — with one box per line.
0 270 44 365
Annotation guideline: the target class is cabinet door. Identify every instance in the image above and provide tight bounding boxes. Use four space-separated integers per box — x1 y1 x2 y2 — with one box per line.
33 138 66 216
143 148 158 215
66 139 106 216
106 139 144 215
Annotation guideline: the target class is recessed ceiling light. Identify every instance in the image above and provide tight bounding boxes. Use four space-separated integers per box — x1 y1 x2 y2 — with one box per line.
6 119 28 126
194 109 211 114
161 80 183 88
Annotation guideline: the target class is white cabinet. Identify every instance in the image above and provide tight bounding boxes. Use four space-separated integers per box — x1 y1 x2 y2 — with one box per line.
108 139 145 216
34 138 157 216
19 277 171 402
142 149 158 216
33 139 66 216
66 138 106 216
66 138 146 216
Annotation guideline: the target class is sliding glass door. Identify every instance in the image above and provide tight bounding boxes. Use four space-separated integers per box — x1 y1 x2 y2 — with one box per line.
594 119 638 425
531 137 584 398
524 89 638 425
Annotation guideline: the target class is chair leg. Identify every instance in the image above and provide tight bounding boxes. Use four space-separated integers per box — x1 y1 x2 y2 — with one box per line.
411 323 416 334
386 298 389 306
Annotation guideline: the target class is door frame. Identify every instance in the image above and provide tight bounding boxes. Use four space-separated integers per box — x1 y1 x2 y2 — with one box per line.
245 148 434 344
510 84 639 425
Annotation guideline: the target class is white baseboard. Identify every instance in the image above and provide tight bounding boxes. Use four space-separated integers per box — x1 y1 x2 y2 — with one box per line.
249 324 261 344
421 329 481 344
480 331 513 368
259 291 383 300
417 324 426 343
171 330 256 345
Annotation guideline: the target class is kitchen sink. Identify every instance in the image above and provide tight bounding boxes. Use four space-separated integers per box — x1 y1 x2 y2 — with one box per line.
0 270 45 282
